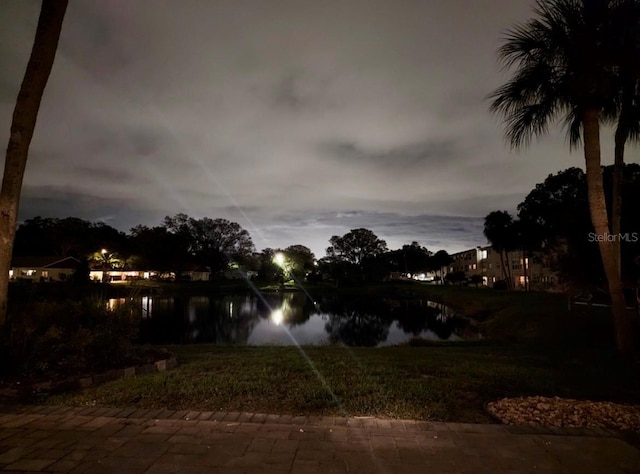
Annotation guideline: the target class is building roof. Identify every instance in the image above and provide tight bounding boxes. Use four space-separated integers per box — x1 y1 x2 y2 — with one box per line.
11 256 81 269
449 245 492 259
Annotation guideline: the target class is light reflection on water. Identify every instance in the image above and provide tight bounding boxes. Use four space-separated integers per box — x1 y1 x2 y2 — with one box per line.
109 292 473 346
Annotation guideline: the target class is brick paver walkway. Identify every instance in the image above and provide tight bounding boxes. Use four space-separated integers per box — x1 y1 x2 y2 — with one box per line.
0 406 637 473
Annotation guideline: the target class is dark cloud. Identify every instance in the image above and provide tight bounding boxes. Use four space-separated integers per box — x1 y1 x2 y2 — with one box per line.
19 186 169 231
273 73 306 110
128 129 165 157
71 166 138 185
20 185 131 217
320 138 458 170
59 6 127 77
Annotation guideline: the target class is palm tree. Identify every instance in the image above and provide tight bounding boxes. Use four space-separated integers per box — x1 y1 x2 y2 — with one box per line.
429 250 452 285
608 0 640 276
611 86 640 277
484 211 516 289
489 0 638 358
0 0 68 325
566 1 640 277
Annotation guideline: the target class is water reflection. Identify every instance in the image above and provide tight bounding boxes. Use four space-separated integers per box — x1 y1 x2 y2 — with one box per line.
113 292 472 346
319 297 391 347
141 296 152 318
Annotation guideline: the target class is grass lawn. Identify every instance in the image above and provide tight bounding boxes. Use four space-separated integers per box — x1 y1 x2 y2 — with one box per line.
47 341 639 422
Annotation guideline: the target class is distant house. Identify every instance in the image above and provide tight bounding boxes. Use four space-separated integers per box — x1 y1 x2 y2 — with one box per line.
387 271 436 282
181 266 210 281
10 256 81 282
223 268 257 280
89 270 147 282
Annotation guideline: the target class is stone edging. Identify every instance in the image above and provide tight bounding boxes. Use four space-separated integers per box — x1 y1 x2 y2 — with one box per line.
0 405 625 440
0 357 178 401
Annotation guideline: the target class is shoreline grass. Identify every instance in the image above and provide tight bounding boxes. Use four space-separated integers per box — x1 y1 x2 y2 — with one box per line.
47 342 639 422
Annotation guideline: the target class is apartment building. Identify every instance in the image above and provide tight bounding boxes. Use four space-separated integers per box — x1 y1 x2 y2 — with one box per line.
448 246 558 290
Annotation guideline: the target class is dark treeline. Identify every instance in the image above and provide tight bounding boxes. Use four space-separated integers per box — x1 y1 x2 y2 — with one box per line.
12 214 451 285
484 164 640 290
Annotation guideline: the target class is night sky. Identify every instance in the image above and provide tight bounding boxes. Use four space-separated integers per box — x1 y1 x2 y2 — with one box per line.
1 0 633 257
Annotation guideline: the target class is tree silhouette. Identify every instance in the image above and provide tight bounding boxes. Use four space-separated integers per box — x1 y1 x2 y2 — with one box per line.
325 228 388 283
0 1 68 325
429 250 453 285
163 214 255 273
517 164 640 288
282 245 316 282
388 241 432 275
326 228 388 266
484 211 516 288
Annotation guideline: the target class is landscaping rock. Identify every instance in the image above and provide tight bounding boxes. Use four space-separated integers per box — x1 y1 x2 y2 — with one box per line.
487 396 640 432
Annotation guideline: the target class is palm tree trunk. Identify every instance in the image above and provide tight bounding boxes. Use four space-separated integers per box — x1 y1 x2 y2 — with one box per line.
612 115 627 278
0 0 68 325
522 248 528 291
504 250 513 290
498 249 509 288
583 108 635 359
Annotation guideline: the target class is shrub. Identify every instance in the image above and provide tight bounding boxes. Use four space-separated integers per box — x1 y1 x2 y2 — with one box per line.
493 279 509 290
1 299 141 379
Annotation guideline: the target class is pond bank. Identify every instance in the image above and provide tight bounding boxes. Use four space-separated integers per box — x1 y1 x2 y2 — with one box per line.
47 343 639 424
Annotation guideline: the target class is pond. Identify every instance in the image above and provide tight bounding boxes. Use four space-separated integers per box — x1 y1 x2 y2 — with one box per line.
110 292 475 347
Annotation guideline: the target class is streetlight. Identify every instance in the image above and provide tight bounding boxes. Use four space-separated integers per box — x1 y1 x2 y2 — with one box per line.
273 252 287 287
100 248 111 266
99 248 110 281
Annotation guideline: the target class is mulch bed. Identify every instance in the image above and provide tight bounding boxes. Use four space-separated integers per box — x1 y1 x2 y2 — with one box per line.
487 396 640 432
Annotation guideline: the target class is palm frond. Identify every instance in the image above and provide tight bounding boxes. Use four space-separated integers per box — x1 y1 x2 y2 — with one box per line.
562 106 583 149
489 57 565 148
504 98 561 149
489 0 640 152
